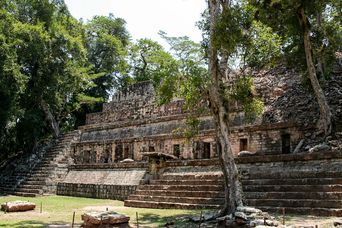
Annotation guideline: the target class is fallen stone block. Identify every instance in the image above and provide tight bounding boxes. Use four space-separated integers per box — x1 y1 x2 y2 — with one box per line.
1 201 36 212
81 211 130 227
308 143 330 153
237 206 262 214
238 151 257 157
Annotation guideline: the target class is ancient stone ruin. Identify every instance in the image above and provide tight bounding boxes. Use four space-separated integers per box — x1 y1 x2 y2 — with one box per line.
0 66 341 216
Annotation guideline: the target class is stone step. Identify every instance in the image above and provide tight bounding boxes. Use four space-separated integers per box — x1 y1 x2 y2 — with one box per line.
128 195 224 205
39 161 55 166
257 206 342 217
150 179 224 186
134 189 224 198
43 153 62 158
245 191 342 200
243 184 342 192
0 186 16 192
18 184 45 190
246 199 341 209
13 191 37 197
138 184 223 192
28 170 51 176
22 180 46 185
32 166 56 172
49 146 66 150
25 176 49 182
244 171 342 180
124 199 221 210
15 188 41 194
0 180 20 185
161 173 223 181
242 178 342 186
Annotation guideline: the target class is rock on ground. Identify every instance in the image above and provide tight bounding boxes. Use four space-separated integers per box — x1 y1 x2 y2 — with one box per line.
1 201 36 212
81 211 130 227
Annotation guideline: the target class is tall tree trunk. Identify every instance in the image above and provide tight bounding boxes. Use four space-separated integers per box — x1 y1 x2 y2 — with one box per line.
298 6 332 136
41 99 60 138
208 0 244 216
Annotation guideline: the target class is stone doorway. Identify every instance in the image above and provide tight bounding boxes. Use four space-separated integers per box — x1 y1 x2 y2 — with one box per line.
281 134 291 154
203 142 211 159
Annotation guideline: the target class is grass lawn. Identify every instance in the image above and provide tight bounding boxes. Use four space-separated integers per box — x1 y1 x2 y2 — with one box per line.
0 195 202 227
0 195 339 227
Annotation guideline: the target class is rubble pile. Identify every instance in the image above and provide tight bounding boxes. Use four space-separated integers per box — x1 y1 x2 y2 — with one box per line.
253 65 342 152
216 206 279 227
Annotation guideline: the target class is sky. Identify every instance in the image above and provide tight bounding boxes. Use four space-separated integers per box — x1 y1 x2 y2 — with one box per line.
64 0 207 48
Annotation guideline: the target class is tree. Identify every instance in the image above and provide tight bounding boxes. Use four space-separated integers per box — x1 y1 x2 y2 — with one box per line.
72 14 130 126
0 0 97 157
128 38 179 89
248 0 341 136
0 6 28 156
157 25 254 214
206 0 244 215
85 14 130 100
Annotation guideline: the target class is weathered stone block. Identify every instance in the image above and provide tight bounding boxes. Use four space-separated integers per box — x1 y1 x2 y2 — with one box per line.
81 211 130 227
1 201 36 212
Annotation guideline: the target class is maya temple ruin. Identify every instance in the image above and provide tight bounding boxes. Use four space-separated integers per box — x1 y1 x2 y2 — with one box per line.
1 66 341 216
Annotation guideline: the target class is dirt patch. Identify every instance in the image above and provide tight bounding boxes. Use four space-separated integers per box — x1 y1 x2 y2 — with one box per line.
282 215 339 227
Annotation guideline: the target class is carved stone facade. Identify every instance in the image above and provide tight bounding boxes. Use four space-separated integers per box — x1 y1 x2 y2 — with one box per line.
71 73 313 165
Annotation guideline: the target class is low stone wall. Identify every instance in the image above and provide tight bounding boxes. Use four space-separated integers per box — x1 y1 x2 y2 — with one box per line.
57 183 137 200
57 167 147 200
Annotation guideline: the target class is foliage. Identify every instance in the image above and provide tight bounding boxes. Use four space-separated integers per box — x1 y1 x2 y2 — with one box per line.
84 14 130 99
128 38 179 87
244 21 283 68
157 33 208 109
73 14 130 126
248 0 341 77
230 76 264 122
0 0 98 157
172 117 200 140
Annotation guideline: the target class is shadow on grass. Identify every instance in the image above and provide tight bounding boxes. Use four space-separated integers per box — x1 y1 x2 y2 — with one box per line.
138 212 199 228
0 220 74 228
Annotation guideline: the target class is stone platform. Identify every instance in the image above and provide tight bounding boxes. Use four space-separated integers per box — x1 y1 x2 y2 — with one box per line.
125 151 342 216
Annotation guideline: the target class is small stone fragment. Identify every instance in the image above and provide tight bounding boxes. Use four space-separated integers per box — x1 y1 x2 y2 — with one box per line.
120 158 134 163
265 219 279 226
334 219 342 226
308 143 330 153
238 151 257 157
250 219 265 227
237 206 262 214
234 211 248 220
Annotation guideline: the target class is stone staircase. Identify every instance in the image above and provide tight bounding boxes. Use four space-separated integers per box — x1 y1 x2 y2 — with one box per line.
242 170 342 216
124 165 225 209
0 130 80 197
125 154 342 216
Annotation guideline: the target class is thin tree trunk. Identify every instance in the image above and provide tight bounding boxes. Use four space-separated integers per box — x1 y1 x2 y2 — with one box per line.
298 6 332 136
41 99 60 138
208 0 244 216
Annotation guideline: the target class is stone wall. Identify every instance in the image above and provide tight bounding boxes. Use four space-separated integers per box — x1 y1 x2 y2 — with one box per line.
57 183 137 200
62 168 146 185
57 167 147 200
72 120 305 165
164 151 342 175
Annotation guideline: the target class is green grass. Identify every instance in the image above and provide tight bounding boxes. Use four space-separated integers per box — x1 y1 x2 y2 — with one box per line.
0 195 203 227
1 195 338 227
